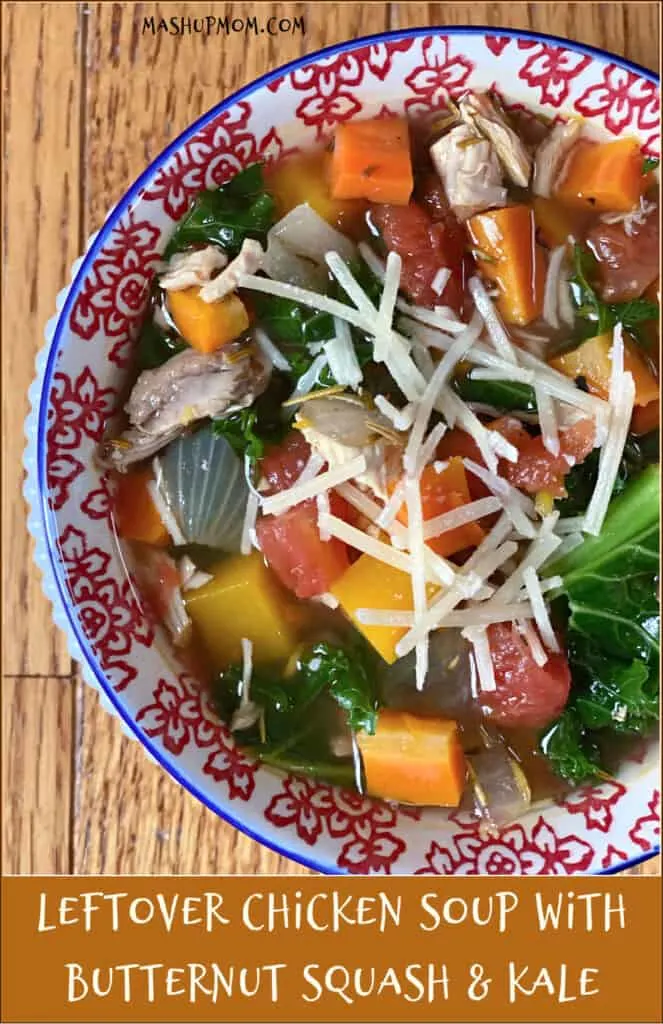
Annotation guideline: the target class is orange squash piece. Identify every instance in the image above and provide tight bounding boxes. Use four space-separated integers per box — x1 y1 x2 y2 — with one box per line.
331 116 413 205
549 331 659 407
467 205 546 326
554 137 644 213
394 458 485 558
115 468 169 546
358 711 467 807
168 287 249 354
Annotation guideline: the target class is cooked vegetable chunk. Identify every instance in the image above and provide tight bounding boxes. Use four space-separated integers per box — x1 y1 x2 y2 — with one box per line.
115 467 169 546
358 711 466 806
185 551 297 667
468 205 546 325
555 137 645 212
550 331 659 407
168 288 250 353
331 117 413 205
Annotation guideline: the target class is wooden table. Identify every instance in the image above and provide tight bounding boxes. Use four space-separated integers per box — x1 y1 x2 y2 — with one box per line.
2 1 660 876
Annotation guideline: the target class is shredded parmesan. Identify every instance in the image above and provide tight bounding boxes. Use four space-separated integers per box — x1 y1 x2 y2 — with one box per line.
231 638 261 732
583 324 635 536
376 478 406 530
316 491 331 541
357 242 386 282
239 272 370 332
468 275 518 364
240 491 259 555
261 455 366 517
491 528 562 604
463 626 496 692
324 317 362 389
523 566 560 652
515 618 548 667
416 421 448 475
376 252 403 361
463 458 537 538
374 395 416 431
535 385 560 456
423 496 501 540
396 297 468 336
431 267 451 297
404 474 429 690
149 460 187 546
357 602 532 628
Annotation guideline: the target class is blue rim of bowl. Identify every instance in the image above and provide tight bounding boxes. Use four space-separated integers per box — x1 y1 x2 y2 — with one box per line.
36 24 660 876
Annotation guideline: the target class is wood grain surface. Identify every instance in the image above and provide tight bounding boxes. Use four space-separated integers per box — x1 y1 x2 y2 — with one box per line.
2 1 660 877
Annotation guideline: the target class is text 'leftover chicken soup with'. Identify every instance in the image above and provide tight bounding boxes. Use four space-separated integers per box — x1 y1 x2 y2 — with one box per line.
102 90 660 830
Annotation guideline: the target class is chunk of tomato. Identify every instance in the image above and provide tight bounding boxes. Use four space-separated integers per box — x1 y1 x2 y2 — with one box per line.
481 623 571 728
256 431 354 598
370 200 467 312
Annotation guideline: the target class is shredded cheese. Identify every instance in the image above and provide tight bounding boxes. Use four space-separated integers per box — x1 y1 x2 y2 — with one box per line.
261 455 366 517
431 267 451 297
324 317 363 389
523 566 560 652
463 626 496 692
253 326 291 372
316 491 331 541
240 491 260 555
404 474 429 690
515 618 548 667
583 324 635 536
535 385 560 456
374 395 416 431
423 496 501 540
468 275 518 365
357 602 532 628
463 458 537 538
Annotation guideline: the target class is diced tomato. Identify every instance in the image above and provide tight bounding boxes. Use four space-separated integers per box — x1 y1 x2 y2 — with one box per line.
257 501 351 599
481 623 572 728
395 458 484 557
256 431 355 598
502 419 595 499
631 399 660 436
260 431 313 495
370 200 467 312
436 417 595 500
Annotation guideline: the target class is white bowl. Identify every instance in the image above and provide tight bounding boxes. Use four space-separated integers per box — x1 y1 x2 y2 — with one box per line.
25 26 660 874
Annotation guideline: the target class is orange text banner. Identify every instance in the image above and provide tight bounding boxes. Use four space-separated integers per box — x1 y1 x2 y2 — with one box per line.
1 875 661 1023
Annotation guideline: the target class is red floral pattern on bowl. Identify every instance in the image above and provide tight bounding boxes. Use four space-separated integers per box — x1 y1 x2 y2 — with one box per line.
24 28 659 874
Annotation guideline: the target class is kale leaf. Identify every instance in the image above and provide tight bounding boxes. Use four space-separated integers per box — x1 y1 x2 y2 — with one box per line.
541 467 660 783
300 641 380 735
164 163 276 258
453 373 537 412
210 638 380 787
556 433 659 516
642 157 660 174
211 372 291 466
136 319 188 370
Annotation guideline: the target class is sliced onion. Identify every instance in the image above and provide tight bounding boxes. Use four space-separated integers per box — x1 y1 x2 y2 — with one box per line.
262 233 327 290
270 203 356 265
467 745 531 826
303 395 394 448
379 630 476 718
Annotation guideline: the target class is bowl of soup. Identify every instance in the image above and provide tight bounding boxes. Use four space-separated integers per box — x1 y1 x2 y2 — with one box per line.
25 27 660 874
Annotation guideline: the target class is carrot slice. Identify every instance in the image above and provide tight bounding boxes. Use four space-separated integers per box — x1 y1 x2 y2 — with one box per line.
550 331 659 407
168 287 249 354
115 468 169 546
394 458 485 557
554 137 644 213
330 116 413 205
467 204 546 326
358 711 467 806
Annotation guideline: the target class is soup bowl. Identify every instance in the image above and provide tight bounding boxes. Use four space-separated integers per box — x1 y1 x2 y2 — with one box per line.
24 26 660 874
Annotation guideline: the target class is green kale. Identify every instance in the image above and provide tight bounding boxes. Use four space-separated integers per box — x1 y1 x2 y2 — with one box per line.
453 374 537 412
211 372 291 466
541 467 660 783
556 433 659 516
164 163 276 258
642 157 659 174
135 318 188 370
300 640 380 735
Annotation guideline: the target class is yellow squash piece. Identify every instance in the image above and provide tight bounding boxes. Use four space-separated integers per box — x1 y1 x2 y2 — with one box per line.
168 287 249 354
549 331 659 407
185 551 297 669
331 555 437 664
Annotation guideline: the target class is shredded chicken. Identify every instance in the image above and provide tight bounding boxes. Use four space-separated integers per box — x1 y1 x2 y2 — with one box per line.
533 119 582 197
159 245 228 291
101 341 271 470
298 423 401 501
458 92 532 188
429 124 507 221
199 239 264 303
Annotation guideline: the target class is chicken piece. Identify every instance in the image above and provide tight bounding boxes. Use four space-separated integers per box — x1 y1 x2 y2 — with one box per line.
102 341 271 470
532 119 582 197
458 91 532 188
296 396 402 500
429 124 507 221
586 199 659 302
198 238 264 303
158 245 228 291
